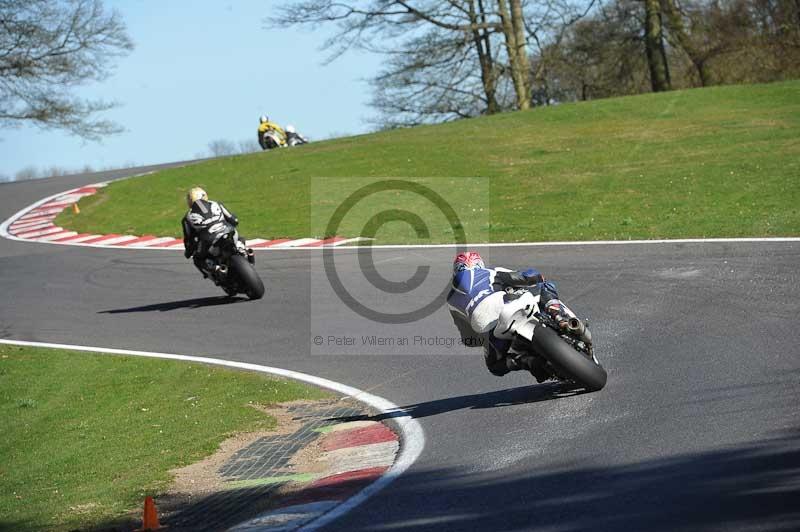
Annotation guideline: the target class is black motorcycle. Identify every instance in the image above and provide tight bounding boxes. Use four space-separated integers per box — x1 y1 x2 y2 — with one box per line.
285 125 309 147
498 288 606 391
200 223 264 300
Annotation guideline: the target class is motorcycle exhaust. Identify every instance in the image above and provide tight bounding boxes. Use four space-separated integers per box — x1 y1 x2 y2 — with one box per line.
567 317 592 345
218 264 228 276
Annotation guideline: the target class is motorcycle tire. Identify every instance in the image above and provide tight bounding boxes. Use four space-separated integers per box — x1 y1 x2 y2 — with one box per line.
229 254 265 300
531 324 607 391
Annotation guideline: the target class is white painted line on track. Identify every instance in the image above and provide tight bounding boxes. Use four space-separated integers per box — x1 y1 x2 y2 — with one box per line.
327 237 800 249
0 338 425 532
272 238 320 248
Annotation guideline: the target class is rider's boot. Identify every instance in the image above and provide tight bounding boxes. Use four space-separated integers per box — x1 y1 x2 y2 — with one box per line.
506 353 551 383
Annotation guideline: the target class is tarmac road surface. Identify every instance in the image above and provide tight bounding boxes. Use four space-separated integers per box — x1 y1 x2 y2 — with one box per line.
1 169 798 531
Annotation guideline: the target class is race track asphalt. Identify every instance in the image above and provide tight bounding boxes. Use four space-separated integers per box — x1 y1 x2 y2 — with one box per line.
1 169 798 531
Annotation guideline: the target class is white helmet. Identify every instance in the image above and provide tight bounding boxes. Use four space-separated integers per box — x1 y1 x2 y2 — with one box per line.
285 124 296 134
259 115 268 124
186 187 208 208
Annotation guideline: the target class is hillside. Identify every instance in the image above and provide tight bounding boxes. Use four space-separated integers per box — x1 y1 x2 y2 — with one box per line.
56 81 800 243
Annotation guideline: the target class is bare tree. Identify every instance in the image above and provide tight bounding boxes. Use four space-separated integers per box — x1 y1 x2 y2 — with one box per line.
524 0 600 104
207 139 237 157
14 165 39 181
660 0 799 87
273 1 595 122
543 1 649 101
270 1 510 119
368 23 515 128
0 0 133 139
238 138 261 154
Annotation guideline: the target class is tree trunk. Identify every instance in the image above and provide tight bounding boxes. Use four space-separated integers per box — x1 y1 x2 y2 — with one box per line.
662 0 708 86
644 0 671 92
470 0 500 114
658 12 672 86
795 0 800 29
510 0 532 109
695 59 710 86
497 0 531 109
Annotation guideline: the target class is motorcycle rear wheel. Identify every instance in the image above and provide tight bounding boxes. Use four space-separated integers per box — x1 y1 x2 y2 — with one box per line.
229 255 265 300
531 324 607 391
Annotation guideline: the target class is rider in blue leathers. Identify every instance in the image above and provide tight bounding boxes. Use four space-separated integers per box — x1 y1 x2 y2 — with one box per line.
447 251 576 381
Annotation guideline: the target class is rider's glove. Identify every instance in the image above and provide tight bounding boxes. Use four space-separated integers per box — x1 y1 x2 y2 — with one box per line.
519 268 544 284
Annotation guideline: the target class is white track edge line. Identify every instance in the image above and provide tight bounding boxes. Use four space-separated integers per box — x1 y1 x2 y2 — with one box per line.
327 237 800 249
0 338 425 532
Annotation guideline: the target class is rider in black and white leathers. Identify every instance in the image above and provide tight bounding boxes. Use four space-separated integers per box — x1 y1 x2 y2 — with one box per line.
182 189 241 277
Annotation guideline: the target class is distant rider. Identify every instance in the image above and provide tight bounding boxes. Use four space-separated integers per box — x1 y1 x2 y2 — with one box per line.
257 115 286 150
285 124 308 146
182 187 247 278
446 251 578 381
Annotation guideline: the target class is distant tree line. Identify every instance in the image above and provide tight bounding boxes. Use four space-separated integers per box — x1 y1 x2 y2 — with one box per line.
204 138 262 157
544 0 800 101
271 1 800 127
0 160 138 183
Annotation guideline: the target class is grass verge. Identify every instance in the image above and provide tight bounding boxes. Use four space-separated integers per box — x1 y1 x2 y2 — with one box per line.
0 344 328 532
56 81 800 243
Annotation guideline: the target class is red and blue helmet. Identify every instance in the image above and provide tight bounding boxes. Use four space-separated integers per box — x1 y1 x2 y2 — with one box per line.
453 251 485 274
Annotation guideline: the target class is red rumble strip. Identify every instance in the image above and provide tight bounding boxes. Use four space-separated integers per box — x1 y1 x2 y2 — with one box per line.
3 182 368 249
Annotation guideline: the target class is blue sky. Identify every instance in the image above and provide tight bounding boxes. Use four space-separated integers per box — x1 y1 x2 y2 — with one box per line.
0 1 383 178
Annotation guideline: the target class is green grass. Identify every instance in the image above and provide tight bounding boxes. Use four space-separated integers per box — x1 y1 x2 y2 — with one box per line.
0 344 328 532
56 81 800 243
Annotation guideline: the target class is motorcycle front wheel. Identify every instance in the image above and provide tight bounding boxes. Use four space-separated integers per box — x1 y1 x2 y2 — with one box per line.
531 324 607 391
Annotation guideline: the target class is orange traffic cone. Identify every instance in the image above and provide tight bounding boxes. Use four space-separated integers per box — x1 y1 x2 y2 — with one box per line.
134 496 163 531
72 203 80 214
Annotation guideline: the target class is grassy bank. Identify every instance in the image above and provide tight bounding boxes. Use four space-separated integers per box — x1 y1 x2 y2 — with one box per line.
0 344 328 532
56 81 800 243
